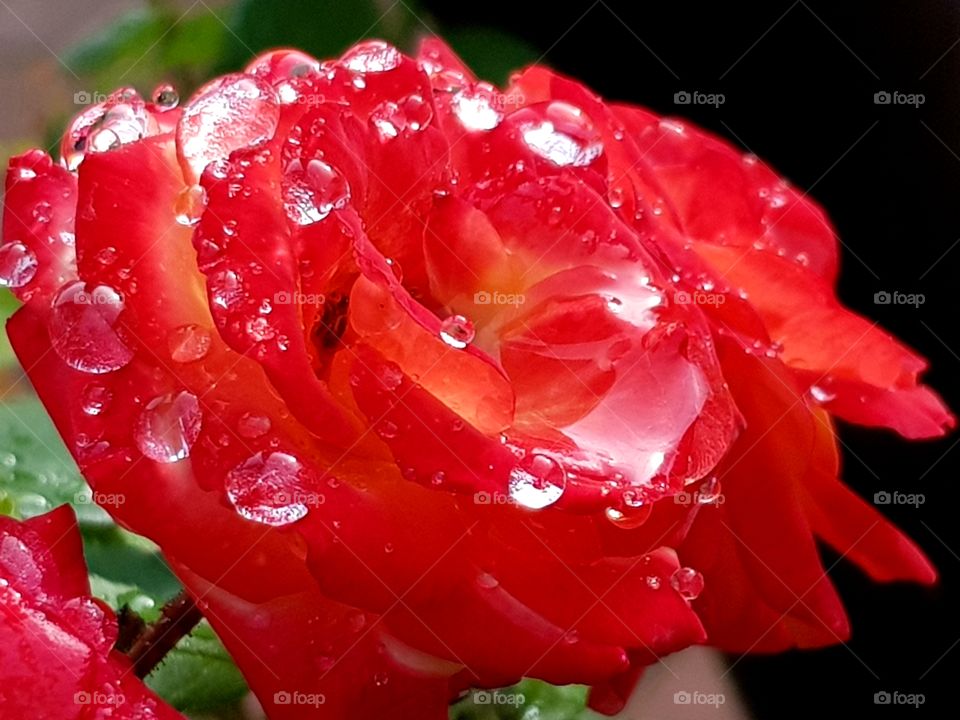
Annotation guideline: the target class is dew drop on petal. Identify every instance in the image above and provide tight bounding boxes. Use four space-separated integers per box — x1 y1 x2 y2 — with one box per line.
0 242 38 288
168 324 212 363
135 391 202 463
49 281 134 374
670 567 704 600
225 452 312 527
237 413 271 439
645 575 661 590
81 384 112 416
508 453 566 510
476 572 499 589
808 384 836 404
439 314 474 349
519 101 604 167
342 40 401 73
282 158 351 225
153 83 180 110
697 476 722 505
452 86 504 131
175 184 207 226
178 74 280 181
604 505 652 529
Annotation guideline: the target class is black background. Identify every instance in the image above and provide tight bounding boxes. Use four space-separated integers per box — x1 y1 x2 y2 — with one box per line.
423 0 960 717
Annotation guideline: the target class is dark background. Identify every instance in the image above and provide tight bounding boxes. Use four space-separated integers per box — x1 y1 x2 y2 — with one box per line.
421 0 960 716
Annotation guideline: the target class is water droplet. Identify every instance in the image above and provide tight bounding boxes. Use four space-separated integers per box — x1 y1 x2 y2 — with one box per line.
226 452 312 526
376 420 399 439
519 101 603 167
384 542 395 554
609 186 625 209
245 316 276 342
282 158 351 225
81 384 112 416
431 470 445 486
153 83 179 110
342 40 401 73
670 567 704 600
135 391 202 463
178 74 280 182
622 489 646 508
0 242 38 288
32 202 52 224
175 184 207 226
237 413 271 439
508 453 566 510
452 86 504 131
809 384 836 404
604 505 652 529
439 314 475 349
697 476 722 505
168 324 212 363
477 572 499 589
49 281 134 374
373 672 389 687
645 575 661 590
348 612 366 632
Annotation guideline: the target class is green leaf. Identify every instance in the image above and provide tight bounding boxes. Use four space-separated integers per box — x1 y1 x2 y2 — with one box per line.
146 621 249 712
450 679 599 720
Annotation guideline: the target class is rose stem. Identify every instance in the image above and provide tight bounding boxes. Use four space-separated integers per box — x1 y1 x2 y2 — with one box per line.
125 590 204 678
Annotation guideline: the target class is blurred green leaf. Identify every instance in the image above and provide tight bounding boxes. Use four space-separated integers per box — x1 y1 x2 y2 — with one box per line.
146 621 249 712
451 679 598 720
444 27 540 86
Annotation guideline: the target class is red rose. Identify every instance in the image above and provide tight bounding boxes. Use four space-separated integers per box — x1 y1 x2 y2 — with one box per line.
2 38 951 718
0 507 183 719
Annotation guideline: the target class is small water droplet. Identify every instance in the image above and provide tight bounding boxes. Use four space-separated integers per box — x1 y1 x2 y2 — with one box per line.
376 420 399 439
508 453 566 510
342 40 401 73
609 186 625 209
0 242 38 288
476 572 499 589
373 672 389 687
32 202 52 224
175 184 207 226
645 575 661 590
153 84 180 110
452 86 504 131
431 470 445 486
168 324 212 363
670 567 704 600
135 391 202 463
439 314 475 349
604 504 652 529
809 384 836 404
237 413 271 439
519 101 604 167
282 158 350 225
81 384 112 416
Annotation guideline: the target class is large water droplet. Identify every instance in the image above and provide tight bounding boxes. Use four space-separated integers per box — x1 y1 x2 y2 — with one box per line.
342 40 401 73
178 74 280 181
49 281 134 374
670 567 704 600
508 453 566 509
237 413 271 439
135 391 202 463
168 324 212 363
438 314 475 349
0 242 38 288
452 86 504 131
519 101 603 167
282 158 351 225
225 452 313 527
